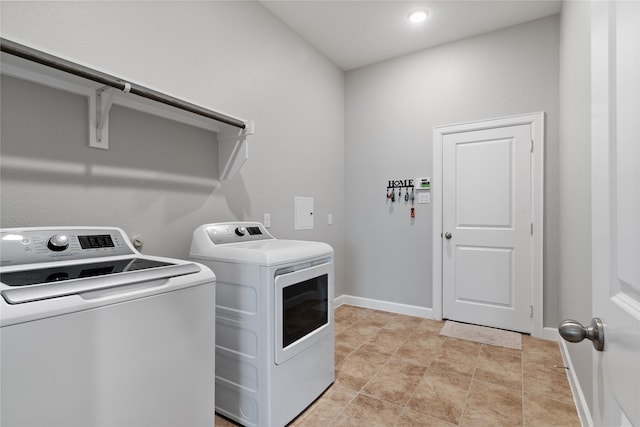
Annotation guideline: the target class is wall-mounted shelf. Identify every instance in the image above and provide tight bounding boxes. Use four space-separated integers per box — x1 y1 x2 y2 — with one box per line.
0 37 254 181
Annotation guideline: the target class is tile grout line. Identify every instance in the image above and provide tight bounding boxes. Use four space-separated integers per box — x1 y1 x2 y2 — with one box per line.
391 331 457 426
392 317 442 422
349 313 403 413
328 307 371 426
329 311 391 426
331 308 392 425
456 341 482 426
326 388 359 426
398 360 434 423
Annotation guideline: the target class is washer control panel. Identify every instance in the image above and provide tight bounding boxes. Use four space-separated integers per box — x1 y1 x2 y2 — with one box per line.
0 227 134 267
205 222 274 245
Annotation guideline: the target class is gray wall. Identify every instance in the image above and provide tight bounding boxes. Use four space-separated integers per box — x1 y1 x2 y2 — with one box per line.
344 16 560 325
0 1 345 294
558 0 593 416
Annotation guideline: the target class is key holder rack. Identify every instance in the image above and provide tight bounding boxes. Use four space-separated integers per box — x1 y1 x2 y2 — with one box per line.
386 178 415 211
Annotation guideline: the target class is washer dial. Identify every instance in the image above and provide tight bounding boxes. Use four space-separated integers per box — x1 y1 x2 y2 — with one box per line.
47 234 70 251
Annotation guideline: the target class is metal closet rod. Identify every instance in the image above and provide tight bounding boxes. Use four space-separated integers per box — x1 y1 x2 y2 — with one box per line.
0 38 246 130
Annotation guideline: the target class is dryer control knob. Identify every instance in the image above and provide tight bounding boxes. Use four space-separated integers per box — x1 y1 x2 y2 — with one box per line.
47 234 70 252
235 227 246 237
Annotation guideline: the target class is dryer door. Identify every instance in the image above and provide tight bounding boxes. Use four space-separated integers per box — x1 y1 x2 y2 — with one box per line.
274 261 333 365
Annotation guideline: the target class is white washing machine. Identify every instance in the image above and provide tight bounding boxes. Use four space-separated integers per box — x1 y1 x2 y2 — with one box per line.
190 222 334 427
0 226 216 427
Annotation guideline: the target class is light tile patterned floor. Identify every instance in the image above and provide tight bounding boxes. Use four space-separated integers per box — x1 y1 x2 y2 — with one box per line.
216 305 581 427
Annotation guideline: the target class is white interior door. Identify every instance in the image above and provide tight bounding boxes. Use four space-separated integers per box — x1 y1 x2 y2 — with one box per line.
437 114 543 334
591 2 640 425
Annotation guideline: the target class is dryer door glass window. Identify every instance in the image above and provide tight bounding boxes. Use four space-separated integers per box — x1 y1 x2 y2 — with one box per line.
282 274 328 347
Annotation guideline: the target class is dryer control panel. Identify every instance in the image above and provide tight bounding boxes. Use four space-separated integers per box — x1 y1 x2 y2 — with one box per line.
205 222 274 245
0 227 135 267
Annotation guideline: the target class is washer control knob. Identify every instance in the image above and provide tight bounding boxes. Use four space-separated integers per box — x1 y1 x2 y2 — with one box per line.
235 227 246 237
47 234 70 252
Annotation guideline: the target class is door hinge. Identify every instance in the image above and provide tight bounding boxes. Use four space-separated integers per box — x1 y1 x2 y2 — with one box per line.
530 223 534 235
530 139 534 153
529 305 534 318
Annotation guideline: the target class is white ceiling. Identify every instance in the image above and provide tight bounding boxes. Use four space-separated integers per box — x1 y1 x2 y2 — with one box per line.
260 1 562 71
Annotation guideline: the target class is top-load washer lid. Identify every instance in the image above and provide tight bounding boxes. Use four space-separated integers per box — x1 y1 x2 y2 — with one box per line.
0 227 203 305
1 258 174 287
190 222 333 266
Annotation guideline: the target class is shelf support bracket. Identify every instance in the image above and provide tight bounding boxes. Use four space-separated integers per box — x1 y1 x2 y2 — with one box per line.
91 86 116 150
218 120 255 181
91 83 132 150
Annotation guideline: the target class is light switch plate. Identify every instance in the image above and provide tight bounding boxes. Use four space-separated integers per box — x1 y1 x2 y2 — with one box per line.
418 192 431 204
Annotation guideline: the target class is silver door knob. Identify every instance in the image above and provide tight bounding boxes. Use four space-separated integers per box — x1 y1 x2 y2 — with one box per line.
559 318 604 351
444 232 452 239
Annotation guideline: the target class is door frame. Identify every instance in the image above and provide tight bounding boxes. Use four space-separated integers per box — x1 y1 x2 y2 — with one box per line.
432 112 545 337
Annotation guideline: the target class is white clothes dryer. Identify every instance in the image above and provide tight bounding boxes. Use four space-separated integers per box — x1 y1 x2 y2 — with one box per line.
190 222 334 427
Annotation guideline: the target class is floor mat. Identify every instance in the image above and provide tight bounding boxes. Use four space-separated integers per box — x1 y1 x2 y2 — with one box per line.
439 320 522 350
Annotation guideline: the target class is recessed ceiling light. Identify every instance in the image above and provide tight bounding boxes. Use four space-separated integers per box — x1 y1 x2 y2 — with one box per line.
408 9 430 23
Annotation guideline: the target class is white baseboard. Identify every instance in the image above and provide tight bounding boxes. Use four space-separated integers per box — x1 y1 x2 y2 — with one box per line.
556 332 593 427
334 294 433 319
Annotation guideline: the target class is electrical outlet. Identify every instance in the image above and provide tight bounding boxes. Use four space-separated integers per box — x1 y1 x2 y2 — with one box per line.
264 213 271 228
